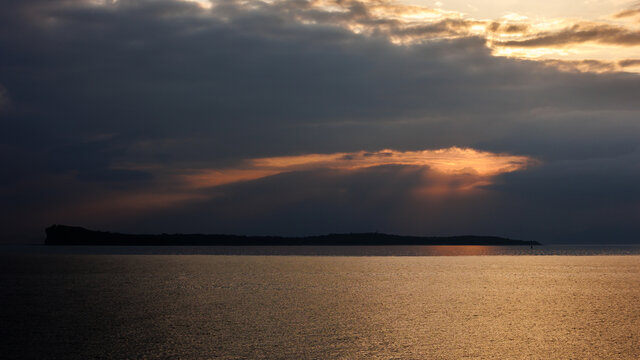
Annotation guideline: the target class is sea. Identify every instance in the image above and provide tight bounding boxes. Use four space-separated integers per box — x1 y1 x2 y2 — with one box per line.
2 245 640 359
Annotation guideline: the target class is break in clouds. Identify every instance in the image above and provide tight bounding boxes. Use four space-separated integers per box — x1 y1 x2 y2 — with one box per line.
1 0 640 242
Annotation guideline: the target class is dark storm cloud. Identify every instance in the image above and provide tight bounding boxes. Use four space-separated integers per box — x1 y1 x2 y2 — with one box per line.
1 0 640 242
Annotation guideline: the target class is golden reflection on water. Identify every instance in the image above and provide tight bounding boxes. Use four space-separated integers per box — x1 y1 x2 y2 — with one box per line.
4 255 640 359
413 245 494 256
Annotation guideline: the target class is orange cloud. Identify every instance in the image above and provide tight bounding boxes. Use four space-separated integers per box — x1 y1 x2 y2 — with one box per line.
613 7 640 19
497 23 640 48
182 147 537 190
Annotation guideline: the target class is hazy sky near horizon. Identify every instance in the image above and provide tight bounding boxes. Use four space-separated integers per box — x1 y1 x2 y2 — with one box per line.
2 0 640 243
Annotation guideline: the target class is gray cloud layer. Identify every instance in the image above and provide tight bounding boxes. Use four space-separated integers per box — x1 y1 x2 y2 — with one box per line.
1 0 640 243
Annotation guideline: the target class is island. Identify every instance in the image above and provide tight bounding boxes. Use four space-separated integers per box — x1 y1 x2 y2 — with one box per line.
45 225 541 246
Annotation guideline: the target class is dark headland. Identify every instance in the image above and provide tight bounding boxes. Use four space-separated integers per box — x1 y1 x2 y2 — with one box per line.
45 225 541 246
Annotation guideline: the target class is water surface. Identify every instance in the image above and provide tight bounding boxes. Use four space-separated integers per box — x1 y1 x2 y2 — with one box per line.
2 254 639 359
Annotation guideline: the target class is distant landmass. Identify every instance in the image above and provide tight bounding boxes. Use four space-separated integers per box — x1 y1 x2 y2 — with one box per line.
45 225 541 246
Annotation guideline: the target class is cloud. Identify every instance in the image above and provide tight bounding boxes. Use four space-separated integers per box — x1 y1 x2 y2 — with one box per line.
487 21 530 34
497 23 640 47
619 59 640 67
535 59 640 73
540 59 620 73
613 4 640 19
174 147 536 189
614 9 640 18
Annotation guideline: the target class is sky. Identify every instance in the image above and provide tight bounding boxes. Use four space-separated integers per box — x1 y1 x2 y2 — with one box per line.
1 0 640 243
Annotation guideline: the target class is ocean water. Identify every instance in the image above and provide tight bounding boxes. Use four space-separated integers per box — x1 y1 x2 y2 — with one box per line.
1 250 640 359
